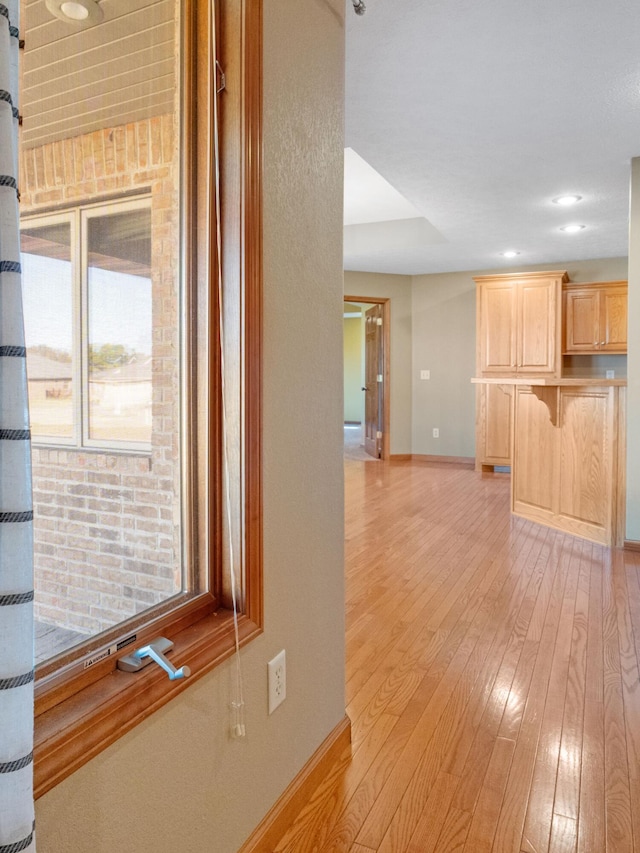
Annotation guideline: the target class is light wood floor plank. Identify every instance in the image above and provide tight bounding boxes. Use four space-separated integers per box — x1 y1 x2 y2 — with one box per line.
520 537 581 853
624 551 640 667
448 523 555 807
549 813 578 853
601 548 634 853
462 735 516 853
612 550 640 781
402 771 460 853
368 519 556 850
319 675 441 852
273 460 640 853
353 512 519 846
554 539 591 822
353 622 485 847
274 713 398 853
613 552 640 853
577 543 606 853
428 805 472 853
493 532 574 853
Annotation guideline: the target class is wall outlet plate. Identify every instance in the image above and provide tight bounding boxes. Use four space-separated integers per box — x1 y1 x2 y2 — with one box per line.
268 650 286 714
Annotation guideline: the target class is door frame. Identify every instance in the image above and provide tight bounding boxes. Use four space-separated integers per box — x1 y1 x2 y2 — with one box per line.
344 294 391 461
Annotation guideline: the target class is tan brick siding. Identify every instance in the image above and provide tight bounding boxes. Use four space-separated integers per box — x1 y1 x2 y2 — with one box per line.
20 116 182 639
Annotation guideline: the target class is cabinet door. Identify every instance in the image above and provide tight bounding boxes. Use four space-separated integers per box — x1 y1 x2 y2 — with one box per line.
512 386 558 513
600 286 627 352
517 278 559 374
479 283 516 373
481 383 512 466
558 388 613 535
511 384 621 545
564 289 599 351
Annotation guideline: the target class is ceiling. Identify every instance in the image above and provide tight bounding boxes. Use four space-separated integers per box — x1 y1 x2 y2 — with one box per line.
343 0 640 275
21 0 640 278
21 0 174 149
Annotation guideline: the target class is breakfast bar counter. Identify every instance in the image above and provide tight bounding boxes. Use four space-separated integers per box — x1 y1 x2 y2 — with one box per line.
472 377 626 546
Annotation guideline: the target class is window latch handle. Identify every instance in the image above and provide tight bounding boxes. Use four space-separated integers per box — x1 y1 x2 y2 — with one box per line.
117 636 191 680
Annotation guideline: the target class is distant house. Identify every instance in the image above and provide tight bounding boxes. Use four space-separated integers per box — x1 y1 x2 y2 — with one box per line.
25 352 72 402
89 356 152 420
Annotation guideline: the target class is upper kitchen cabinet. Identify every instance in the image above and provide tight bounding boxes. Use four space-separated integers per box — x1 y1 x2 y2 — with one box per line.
563 281 627 354
475 271 569 377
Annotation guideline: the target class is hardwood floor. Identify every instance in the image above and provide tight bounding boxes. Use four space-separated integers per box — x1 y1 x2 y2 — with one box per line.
275 458 640 852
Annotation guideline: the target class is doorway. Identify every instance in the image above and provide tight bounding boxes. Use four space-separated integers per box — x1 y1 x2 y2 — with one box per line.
343 295 390 460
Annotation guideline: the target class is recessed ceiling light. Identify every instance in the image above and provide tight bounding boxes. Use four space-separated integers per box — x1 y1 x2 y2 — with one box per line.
560 224 586 233
45 0 103 24
500 251 520 258
553 195 582 206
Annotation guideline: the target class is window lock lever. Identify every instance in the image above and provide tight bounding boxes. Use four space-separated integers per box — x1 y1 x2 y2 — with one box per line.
117 636 191 680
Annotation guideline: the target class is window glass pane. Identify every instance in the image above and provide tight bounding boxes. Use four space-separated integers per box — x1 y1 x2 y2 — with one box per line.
21 222 74 440
20 0 184 664
86 207 153 444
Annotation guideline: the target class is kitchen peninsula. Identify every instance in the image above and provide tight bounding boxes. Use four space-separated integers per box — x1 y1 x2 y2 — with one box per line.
473 271 627 547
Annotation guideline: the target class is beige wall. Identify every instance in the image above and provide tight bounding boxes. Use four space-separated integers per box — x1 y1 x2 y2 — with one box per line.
344 271 412 454
411 271 476 458
34 3 347 852
344 315 363 422
627 158 640 540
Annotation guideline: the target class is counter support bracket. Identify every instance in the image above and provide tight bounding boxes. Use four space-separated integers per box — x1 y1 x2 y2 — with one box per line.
531 385 559 426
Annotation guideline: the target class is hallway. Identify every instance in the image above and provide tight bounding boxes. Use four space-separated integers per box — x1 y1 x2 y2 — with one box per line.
344 424 379 462
275 459 640 852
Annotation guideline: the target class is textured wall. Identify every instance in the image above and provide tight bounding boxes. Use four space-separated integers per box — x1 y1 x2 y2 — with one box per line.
627 159 640 540
34 2 346 851
410 271 476 458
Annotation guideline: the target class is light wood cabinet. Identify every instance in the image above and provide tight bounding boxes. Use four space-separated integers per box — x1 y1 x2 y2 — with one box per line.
563 281 627 353
473 271 627 544
476 382 513 469
477 278 516 373
511 382 625 546
475 271 569 377
474 270 568 471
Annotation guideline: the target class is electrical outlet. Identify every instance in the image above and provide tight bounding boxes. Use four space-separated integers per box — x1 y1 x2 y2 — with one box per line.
268 650 286 714
433 428 439 438
420 369 430 380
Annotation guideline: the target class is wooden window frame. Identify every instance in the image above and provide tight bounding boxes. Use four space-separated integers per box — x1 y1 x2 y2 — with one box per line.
32 0 263 798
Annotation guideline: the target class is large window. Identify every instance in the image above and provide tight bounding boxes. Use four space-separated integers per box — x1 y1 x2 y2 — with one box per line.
22 0 263 797
21 197 181 661
22 200 154 450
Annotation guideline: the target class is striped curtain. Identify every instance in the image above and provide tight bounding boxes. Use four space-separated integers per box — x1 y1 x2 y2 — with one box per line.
0 0 37 850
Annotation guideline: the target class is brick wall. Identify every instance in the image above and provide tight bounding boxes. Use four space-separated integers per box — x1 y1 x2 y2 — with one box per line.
20 116 182 638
